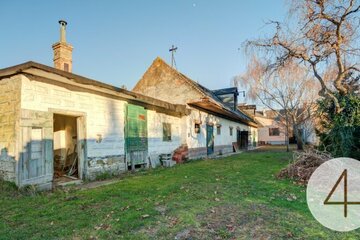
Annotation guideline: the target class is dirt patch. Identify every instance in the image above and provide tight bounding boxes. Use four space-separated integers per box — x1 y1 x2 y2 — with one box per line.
183 203 284 240
136 203 293 239
154 205 168 215
77 179 122 190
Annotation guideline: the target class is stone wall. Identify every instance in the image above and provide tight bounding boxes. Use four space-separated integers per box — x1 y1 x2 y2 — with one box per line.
0 76 21 182
87 155 126 180
188 147 207 159
133 58 204 105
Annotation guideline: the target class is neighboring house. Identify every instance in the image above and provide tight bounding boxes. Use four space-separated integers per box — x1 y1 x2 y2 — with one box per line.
255 111 288 145
253 109 319 145
133 57 258 159
0 21 188 190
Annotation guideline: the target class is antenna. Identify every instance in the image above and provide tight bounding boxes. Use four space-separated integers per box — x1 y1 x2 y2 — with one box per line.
169 45 178 69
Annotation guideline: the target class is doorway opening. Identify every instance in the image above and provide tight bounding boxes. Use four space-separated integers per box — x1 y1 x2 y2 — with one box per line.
53 114 80 185
237 129 249 149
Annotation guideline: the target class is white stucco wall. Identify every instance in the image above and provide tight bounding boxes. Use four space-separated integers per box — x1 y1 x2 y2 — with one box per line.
186 109 251 149
249 126 258 147
20 75 126 158
147 110 182 156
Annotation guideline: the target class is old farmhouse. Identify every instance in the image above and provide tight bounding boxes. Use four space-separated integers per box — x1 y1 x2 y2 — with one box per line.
133 57 258 158
0 21 257 190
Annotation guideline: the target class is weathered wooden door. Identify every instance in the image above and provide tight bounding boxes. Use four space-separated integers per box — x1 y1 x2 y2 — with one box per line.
237 129 241 148
125 104 148 166
206 125 214 155
77 116 86 179
240 131 249 149
20 126 53 187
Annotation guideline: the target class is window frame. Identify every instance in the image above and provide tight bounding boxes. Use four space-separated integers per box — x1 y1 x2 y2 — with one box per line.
194 123 201 134
216 125 221 135
269 127 280 136
64 63 69 72
162 122 172 142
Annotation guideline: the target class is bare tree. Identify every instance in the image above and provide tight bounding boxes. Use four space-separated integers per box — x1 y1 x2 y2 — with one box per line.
246 0 360 113
234 58 318 151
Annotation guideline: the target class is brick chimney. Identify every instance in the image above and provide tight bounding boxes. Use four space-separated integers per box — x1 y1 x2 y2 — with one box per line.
52 20 73 72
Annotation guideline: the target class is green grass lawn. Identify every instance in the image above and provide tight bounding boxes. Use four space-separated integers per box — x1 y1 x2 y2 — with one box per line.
1 148 359 239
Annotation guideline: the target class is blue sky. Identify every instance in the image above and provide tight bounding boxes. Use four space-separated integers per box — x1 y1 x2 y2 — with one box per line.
0 0 286 96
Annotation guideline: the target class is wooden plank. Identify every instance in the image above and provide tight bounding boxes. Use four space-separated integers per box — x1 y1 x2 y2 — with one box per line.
232 142 240 152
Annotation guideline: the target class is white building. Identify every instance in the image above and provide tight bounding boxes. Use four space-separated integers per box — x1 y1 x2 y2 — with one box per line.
0 21 188 190
0 21 257 190
133 57 258 159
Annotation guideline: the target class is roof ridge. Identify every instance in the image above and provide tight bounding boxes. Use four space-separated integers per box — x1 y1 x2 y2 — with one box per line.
152 57 208 97
150 57 256 124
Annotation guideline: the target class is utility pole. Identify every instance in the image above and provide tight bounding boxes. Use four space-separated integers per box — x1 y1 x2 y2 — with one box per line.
169 45 178 69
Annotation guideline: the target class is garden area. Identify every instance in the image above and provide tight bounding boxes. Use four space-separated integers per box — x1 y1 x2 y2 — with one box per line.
1 146 359 239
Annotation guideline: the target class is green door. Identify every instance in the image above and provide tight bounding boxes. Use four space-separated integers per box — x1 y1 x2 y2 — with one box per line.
125 104 148 166
206 125 214 155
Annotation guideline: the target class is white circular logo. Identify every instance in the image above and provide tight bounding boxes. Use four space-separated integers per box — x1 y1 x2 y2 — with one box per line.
307 157 360 232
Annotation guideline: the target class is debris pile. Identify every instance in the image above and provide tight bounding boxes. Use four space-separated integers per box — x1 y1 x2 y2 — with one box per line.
172 144 189 163
277 149 331 185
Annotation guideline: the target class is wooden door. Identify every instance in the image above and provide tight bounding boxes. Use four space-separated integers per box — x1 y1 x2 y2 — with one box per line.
240 131 249 149
125 104 148 166
237 129 241 148
20 127 53 187
206 125 214 155
77 116 86 179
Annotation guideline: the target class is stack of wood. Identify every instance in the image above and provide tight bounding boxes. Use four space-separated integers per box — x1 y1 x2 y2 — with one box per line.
277 149 331 185
172 144 189 163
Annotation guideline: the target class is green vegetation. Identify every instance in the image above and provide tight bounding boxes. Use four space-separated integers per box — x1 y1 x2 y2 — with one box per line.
318 93 360 159
1 147 359 239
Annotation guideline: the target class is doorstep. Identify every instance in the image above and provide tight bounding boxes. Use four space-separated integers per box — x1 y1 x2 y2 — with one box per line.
54 175 83 187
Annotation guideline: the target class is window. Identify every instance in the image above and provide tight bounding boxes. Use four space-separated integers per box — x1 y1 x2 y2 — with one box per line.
194 123 200 134
64 63 69 72
163 123 172 141
216 125 221 135
229 127 233 136
269 128 280 136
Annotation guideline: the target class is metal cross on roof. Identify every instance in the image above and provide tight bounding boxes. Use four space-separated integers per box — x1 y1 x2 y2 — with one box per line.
169 45 178 69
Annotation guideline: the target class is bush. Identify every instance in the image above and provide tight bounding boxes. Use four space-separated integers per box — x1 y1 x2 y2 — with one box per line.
317 93 360 159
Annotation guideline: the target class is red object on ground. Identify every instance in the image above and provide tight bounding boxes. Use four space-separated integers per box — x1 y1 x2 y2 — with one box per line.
172 145 189 163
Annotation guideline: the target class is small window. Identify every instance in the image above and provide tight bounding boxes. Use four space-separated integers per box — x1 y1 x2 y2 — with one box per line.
64 63 69 72
229 127 233 136
269 128 280 136
216 125 221 135
194 123 200 134
163 123 172 141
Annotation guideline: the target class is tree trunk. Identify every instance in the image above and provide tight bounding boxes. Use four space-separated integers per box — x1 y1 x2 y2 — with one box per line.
294 124 304 150
285 117 290 152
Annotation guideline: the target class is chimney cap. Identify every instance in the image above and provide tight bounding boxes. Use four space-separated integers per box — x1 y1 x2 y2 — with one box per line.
58 20 67 26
